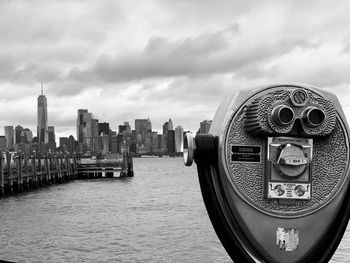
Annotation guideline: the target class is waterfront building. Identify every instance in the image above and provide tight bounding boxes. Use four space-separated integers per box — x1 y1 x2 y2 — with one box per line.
151 131 158 152
98 122 109 135
167 130 175 154
110 135 118 153
14 143 30 154
161 134 167 151
167 118 173 131
14 125 24 144
144 131 152 148
119 125 127 134
48 126 55 143
163 122 168 134
200 120 212 134
68 135 77 153
135 118 152 145
102 133 110 154
0 136 7 151
37 87 48 144
59 137 68 151
46 126 56 151
124 122 131 134
157 134 162 150
77 109 94 151
4 126 14 149
163 118 173 134
109 130 117 136
175 126 184 153
22 128 33 143
91 118 99 151
77 109 88 144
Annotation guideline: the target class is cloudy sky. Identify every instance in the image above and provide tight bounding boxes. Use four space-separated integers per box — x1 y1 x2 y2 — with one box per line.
1 0 350 139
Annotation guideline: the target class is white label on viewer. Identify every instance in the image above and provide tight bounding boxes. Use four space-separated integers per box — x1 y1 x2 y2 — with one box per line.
276 227 299 251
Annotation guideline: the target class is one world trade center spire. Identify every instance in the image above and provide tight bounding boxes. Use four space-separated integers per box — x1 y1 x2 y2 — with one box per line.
37 81 48 144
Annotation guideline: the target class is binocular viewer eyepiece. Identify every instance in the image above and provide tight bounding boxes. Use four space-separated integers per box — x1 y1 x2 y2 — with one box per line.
184 83 350 263
271 105 326 128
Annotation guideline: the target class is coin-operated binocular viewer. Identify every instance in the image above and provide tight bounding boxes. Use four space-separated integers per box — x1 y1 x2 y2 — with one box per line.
184 83 350 263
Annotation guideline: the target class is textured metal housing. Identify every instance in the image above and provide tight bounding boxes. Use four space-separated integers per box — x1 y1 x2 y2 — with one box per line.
225 86 349 217
243 89 336 137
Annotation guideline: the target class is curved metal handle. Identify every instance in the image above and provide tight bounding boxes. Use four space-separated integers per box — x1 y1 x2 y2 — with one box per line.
183 132 194 166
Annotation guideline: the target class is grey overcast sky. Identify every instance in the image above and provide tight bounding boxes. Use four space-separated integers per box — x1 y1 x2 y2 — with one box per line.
1 0 350 139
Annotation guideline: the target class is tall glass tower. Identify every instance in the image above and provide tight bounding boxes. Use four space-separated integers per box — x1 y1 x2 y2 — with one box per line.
37 85 48 144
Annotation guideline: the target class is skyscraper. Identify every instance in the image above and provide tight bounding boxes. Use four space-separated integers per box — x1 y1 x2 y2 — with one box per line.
76 109 98 151
124 122 131 134
68 135 77 153
163 121 169 134
167 130 175 154
163 118 173 134
167 118 173 130
47 126 56 150
22 128 33 143
59 137 68 150
98 122 110 135
37 86 48 144
135 118 152 145
77 109 89 144
4 126 14 149
15 125 23 144
0 136 7 151
91 118 99 151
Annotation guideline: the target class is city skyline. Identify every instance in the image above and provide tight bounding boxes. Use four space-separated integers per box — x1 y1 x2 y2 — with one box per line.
1 1 350 139
0 82 199 156
0 92 196 156
0 86 198 139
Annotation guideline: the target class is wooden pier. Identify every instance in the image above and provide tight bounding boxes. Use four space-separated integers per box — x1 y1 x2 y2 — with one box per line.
0 150 133 197
77 152 134 178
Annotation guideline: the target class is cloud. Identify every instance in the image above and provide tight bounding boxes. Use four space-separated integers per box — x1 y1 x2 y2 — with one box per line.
68 28 318 84
1 0 350 138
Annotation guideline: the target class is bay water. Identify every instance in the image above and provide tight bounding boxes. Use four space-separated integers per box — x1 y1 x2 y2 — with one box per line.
0 158 348 262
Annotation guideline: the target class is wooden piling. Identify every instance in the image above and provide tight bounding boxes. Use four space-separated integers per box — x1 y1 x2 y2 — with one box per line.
0 150 4 196
60 155 65 180
16 152 23 192
31 154 37 188
6 151 13 194
44 156 51 185
56 156 61 183
127 153 134 177
48 153 54 183
24 153 29 191
37 153 41 186
120 152 128 177
60 157 67 181
65 156 70 179
73 154 77 178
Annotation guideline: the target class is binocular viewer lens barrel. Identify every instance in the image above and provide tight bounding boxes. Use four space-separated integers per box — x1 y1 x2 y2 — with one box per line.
272 105 295 126
272 105 326 128
303 107 326 127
